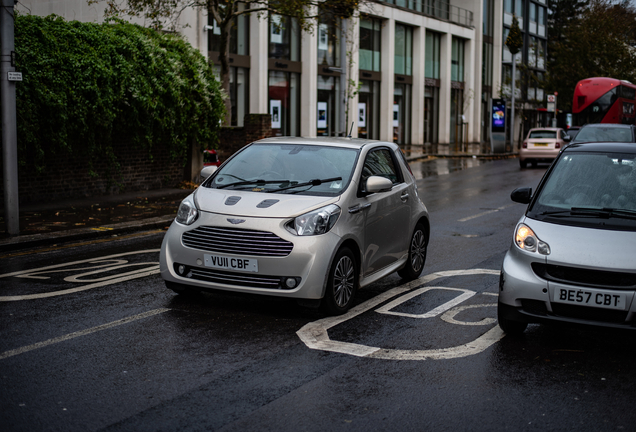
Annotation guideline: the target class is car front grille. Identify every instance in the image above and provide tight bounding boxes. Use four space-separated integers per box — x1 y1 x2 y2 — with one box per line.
532 263 636 290
175 263 294 290
182 226 293 257
551 303 629 324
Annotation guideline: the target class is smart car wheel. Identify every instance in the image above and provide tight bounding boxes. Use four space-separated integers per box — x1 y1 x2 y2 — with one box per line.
323 247 358 315
497 306 528 335
398 223 427 281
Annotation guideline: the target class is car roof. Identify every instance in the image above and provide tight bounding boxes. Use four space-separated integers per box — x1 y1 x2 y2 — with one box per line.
528 127 562 131
579 123 635 129
252 136 395 150
563 141 636 153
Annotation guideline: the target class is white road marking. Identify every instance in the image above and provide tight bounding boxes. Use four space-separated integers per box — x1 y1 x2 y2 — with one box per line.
376 287 475 319
0 250 161 301
441 304 497 326
0 308 169 361
297 269 503 361
458 204 516 222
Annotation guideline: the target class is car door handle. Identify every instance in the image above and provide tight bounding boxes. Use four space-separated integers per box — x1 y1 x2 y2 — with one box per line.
348 203 371 214
400 192 409 202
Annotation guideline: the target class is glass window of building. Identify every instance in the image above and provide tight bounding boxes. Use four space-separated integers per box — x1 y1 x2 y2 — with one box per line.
529 3 537 34
209 6 249 126
317 16 341 67
269 71 300 137
515 0 524 29
394 24 413 76
394 83 411 144
358 80 380 139
504 0 513 25
359 17 381 72
425 31 441 145
269 14 300 61
317 76 341 136
538 6 546 37
451 37 465 83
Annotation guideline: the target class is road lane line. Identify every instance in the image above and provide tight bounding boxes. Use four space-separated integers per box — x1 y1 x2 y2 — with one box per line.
0 308 169 361
458 204 515 222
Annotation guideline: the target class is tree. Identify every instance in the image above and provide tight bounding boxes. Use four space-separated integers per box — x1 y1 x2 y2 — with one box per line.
96 0 364 125
546 0 636 112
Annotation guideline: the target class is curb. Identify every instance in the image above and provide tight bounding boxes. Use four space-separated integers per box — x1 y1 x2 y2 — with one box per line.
0 215 175 253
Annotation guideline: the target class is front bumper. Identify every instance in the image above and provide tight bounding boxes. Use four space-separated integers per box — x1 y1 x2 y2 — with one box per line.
160 211 342 300
499 244 636 330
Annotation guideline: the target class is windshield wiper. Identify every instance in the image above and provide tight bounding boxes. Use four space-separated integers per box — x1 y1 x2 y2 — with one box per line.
268 177 343 193
539 207 636 220
216 179 289 190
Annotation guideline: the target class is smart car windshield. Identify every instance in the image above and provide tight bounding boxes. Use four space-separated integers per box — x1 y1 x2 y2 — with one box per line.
206 143 359 196
529 152 636 229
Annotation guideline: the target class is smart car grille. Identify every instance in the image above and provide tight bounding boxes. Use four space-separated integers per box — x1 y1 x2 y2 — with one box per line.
551 304 628 324
531 263 636 290
182 226 293 257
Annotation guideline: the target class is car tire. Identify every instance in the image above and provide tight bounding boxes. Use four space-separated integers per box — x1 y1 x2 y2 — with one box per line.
497 306 528 335
519 159 528 168
165 281 199 296
398 223 427 281
322 247 358 316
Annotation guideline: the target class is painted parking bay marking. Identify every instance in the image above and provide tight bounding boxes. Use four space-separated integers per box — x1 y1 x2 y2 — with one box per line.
0 250 160 301
297 269 504 360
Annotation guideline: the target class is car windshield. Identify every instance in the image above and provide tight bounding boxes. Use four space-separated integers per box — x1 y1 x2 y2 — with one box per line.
206 143 359 196
528 130 557 139
529 152 636 229
573 126 633 143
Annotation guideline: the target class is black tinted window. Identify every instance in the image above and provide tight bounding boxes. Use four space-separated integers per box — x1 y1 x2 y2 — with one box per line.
362 149 400 185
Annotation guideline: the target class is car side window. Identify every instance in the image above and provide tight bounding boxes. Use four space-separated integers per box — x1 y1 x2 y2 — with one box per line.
361 149 400 188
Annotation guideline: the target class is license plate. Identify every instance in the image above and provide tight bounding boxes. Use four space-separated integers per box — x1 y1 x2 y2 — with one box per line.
553 288 626 310
533 143 548 147
204 254 258 273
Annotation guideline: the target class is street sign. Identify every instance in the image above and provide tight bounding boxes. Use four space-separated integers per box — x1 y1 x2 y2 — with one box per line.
547 102 556 112
547 94 556 103
7 72 22 82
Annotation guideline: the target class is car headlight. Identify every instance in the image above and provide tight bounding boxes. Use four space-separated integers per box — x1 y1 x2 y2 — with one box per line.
515 223 550 255
175 195 198 225
288 204 341 236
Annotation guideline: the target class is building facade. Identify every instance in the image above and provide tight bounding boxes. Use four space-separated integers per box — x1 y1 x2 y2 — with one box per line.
18 0 549 150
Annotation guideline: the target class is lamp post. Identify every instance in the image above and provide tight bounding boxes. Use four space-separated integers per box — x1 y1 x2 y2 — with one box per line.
505 15 523 152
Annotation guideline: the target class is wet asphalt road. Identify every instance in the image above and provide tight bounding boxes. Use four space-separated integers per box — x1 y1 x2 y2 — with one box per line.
2 158 636 431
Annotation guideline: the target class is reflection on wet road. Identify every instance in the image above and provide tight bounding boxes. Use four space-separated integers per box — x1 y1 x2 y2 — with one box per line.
409 157 491 179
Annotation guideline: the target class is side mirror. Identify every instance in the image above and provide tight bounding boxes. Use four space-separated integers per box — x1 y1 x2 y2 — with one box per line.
511 187 532 204
563 134 572 142
200 165 218 180
366 176 393 193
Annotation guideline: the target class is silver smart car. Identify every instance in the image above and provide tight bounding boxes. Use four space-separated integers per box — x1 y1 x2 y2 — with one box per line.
160 137 430 315
499 141 636 334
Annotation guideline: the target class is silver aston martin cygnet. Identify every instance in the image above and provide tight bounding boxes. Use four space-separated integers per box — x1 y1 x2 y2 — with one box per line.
160 137 430 315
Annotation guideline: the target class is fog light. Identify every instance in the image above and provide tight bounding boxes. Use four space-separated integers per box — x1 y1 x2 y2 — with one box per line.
178 265 186 275
284 278 298 289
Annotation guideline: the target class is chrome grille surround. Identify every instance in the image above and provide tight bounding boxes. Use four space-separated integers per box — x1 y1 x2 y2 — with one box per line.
181 226 293 257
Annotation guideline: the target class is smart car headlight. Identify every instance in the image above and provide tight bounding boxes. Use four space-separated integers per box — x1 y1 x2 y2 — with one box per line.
175 195 198 226
288 204 341 236
515 223 550 255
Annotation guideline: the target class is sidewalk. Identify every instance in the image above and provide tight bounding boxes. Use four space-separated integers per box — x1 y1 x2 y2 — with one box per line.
0 188 193 252
0 146 518 253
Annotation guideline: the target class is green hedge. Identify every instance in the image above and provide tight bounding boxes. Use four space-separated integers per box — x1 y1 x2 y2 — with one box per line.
14 14 225 175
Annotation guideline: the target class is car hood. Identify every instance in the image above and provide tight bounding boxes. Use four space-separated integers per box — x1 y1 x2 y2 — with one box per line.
194 187 340 218
523 217 636 272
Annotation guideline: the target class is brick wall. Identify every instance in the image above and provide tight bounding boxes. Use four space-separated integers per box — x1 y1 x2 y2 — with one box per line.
0 113 273 206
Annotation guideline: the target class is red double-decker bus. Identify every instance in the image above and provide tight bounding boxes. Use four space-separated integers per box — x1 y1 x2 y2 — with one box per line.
572 77 636 125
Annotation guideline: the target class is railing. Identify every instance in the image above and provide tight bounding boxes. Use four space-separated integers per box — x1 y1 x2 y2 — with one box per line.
383 0 474 28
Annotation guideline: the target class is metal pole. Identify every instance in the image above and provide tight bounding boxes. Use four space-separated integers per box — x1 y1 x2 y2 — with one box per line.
510 54 516 153
1 0 19 235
